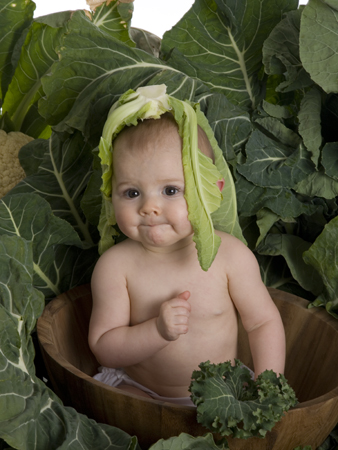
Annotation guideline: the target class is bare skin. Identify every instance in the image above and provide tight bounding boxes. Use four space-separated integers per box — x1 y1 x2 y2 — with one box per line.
89 119 285 399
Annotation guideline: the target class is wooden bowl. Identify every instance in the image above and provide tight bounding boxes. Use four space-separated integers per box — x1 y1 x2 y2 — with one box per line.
37 285 338 450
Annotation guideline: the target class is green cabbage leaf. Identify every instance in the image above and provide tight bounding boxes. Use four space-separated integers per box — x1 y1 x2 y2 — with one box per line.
189 360 298 439
0 233 140 450
149 432 228 450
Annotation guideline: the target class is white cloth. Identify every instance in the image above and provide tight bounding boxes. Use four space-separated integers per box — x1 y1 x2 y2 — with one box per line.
93 366 195 406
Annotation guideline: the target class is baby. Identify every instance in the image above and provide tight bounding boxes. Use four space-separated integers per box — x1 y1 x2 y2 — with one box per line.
88 108 285 406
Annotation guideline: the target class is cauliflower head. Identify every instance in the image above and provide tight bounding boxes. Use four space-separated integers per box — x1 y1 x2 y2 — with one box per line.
0 130 33 198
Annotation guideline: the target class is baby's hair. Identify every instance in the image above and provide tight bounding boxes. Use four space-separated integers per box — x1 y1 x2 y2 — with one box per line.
113 112 215 163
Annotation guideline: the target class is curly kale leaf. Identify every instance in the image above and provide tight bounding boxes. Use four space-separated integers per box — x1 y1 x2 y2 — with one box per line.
189 360 298 439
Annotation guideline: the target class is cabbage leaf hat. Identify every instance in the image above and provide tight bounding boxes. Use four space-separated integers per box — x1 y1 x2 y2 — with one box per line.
98 84 244 271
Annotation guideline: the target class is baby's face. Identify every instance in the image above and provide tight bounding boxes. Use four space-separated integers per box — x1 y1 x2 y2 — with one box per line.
111 127 193 251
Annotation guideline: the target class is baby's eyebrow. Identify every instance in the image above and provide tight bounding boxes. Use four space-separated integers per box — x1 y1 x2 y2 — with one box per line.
159 178 185 184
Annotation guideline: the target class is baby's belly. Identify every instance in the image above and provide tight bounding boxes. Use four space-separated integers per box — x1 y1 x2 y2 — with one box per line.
124 325 238 397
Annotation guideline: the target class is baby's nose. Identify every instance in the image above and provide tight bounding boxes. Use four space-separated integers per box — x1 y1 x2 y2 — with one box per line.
139 196 161 215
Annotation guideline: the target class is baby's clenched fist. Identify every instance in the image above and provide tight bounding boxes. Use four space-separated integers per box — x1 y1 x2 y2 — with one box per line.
156 291 191 341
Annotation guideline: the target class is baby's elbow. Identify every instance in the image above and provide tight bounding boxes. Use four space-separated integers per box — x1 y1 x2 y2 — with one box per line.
88 331 105 361
89 338 109 367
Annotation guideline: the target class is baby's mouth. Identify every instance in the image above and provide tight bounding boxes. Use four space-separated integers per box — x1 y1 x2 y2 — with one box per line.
140 222 168 228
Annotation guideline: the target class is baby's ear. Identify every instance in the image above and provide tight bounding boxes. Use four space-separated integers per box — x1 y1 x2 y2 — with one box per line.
216 178 225 192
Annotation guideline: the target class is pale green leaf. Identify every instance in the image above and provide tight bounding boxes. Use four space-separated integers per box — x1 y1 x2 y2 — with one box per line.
194 104 244 244
300 0 338 93
169 98 225 270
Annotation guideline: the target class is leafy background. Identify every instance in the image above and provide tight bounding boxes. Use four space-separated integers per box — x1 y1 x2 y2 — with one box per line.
1 0 338 448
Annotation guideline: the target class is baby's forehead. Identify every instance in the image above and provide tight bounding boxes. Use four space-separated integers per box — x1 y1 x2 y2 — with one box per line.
113 112 214 163
114 114 180 152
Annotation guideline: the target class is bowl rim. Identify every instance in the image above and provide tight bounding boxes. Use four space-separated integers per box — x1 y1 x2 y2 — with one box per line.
37 285 338 411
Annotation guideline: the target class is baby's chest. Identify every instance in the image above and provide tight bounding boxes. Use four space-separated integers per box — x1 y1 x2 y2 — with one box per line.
126 264 232 325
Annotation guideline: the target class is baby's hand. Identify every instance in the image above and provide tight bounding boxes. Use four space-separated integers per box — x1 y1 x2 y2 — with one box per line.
156 291 191 341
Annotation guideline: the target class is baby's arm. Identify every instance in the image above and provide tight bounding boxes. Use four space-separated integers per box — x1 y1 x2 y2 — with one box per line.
88 249 191 368
225 236 286 378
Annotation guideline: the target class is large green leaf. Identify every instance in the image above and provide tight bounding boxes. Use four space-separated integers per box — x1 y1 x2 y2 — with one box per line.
303 215 338 316
256 253 311 298
88 0 135 46
298 86 323 166
161 0 298 108
1 19 68 138
255 208 283 246
321 94 338 142
0 235 43 335
38 11 183 135
322 141 338 180
237 129 314 188
0 0 35 101
262 9 313 93
11 131 96 245
197 93 252 165
0 193 83 297
236 174 318 218
149 433 226 450
130 28 161 57
0 234 140 450
300 0 338 93
257 233 323 295
295 168 338 199
255 116 302 149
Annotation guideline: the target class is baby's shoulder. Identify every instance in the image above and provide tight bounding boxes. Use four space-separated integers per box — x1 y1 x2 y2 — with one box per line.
215 230 247 250
215 230 256 265
93 239 140 274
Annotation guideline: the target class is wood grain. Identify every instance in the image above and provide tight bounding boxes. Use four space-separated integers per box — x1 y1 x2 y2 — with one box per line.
37 285 338 449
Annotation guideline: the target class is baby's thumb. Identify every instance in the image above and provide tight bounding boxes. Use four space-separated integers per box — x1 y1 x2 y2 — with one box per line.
178 291 190 301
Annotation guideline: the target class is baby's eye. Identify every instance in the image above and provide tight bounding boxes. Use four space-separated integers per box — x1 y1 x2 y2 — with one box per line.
164 186 179 196
125 189 139 198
